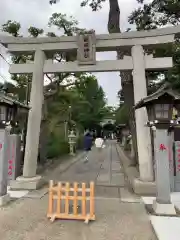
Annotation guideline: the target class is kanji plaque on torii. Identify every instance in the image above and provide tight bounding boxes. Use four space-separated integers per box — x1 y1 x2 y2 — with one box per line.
77 30 96 65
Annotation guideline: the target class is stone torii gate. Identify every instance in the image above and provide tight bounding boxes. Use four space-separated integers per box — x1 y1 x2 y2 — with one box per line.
1 26 180 190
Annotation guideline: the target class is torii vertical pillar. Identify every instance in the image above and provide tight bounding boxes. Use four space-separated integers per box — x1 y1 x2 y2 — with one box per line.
10 50 45 190
131 45 154 182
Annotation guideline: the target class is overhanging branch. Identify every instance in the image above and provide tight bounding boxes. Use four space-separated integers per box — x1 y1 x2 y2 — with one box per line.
45 74 53 83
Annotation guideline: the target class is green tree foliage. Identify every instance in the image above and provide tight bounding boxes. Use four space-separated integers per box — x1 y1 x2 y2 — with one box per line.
46 74 107 130
129 0 180 30
1 20 45 102
48 13 81 36
71 75 107 129
115 89 128 125
115 104 129 125
28 27 44 37
128 0 180 92
2 20 21 37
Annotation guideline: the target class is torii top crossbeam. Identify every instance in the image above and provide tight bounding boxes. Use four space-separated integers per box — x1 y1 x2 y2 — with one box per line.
1 25 180 54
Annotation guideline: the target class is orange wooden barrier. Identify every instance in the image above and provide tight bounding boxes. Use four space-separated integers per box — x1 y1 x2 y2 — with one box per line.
47 180 95 223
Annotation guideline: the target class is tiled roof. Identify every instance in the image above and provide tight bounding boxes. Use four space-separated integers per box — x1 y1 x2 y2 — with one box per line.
134 83 180 109
0 92 29 109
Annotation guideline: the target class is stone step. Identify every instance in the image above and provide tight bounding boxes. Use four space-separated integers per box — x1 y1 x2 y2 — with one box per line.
120 188 141 203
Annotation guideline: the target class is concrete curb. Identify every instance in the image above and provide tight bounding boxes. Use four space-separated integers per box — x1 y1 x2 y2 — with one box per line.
149 219 159 240
44 151 86 179
38 150 83 174
57 152 86 174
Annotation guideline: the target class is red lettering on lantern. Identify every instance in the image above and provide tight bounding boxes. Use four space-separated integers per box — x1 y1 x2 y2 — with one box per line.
8 165 13 170
159 144 167 151
8 160 13 164
0 144 2 150
8 144 15 178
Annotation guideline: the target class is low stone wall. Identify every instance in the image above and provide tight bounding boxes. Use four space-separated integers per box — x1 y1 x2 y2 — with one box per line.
116 144 139 186
116 144 156 196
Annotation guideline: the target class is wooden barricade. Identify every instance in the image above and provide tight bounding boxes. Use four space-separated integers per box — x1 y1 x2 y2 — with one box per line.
47 180 95 223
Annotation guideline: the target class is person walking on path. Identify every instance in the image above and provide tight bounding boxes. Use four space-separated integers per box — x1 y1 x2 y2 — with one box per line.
95 135 105 149
94 135 105 161
83 131 93 163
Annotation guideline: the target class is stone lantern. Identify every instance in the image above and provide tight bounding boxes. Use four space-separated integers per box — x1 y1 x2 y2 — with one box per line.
68 130 76 156
121 125 130 147
135 83 180 215
0 92 29 205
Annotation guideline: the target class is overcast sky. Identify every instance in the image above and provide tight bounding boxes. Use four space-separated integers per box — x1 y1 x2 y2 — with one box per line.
0 0 143 106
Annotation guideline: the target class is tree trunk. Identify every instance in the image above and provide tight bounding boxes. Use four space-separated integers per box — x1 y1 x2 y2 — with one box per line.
108 0 120 33
39 119 49 164
38 97 49 164
121 72 138 165
107 0 138 164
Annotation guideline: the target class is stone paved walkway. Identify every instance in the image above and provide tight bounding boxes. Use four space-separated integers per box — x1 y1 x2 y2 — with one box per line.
0 141 157 240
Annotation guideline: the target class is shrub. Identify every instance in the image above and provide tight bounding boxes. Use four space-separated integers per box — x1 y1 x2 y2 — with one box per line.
47 132 69 159
76 135 84 150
